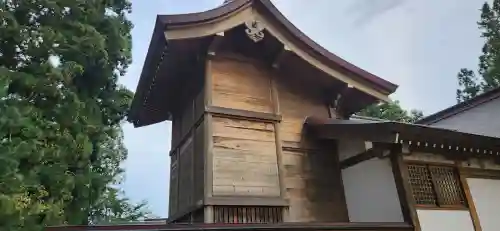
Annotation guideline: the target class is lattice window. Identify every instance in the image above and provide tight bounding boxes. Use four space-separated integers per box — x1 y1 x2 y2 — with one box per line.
407 164 466 208
213 206 283 224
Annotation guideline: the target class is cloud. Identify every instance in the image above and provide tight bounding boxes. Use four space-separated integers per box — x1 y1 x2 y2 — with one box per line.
347 0 407 26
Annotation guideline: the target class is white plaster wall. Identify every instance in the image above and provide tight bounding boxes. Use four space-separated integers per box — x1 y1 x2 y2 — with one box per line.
417 210 474 231
467 178 500 231
337 140 367 161
341 157 404 222
427 96 500 138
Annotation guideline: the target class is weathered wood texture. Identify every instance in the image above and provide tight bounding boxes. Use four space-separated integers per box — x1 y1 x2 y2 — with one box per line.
275 64 347 222
169 151 179 215
213 206 283 223
211 116 280 197
169 63 206 217
211 56 273 113
283 147 348 222
275 74 330 148
170 120 206 217
207 53 348 222
209 54 281 199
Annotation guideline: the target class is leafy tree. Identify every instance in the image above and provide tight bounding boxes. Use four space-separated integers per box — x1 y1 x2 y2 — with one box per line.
0 0 150 230
457 0 500 102
358 100 424 123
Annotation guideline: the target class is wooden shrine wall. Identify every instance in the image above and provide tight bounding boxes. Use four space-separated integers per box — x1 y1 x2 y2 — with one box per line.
275 70 348 222
208 53 348 222
211 55 280 197
169 60 206 217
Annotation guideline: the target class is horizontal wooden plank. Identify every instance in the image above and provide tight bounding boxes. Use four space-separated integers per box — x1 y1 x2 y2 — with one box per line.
206 196 288 206
213 185 280 197
211 58 273 113
213 148 277 164
207 106 282 122
213 176 279 188
212 92 273 113
214 158 278 178
212 117 275 142
214 136 276 152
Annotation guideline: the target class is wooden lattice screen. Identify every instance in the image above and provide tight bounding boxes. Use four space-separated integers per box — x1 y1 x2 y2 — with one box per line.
407 164 466 208
213 206 283 224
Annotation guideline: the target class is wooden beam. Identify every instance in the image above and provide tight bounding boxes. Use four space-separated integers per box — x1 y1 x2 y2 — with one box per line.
390 150 421 231
313 126 398 143
460 167 500 179
205 196 289 207
270 73 289 221
168 115 205 156
166 203 204 224
206 105 282 122
207 32 224 56
339 142 388 169
272 46 291 69
457 165 483 231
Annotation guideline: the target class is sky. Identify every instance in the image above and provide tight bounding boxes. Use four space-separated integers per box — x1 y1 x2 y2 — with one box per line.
119 0 487 217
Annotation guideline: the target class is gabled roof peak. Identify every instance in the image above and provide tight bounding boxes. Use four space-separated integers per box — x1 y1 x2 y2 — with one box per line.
128 0 398 127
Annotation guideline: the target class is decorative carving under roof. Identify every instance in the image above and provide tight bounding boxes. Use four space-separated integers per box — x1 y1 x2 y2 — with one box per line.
244 20 265 42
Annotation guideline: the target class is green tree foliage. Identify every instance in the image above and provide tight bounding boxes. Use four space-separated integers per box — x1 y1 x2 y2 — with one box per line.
358 100 424 123
0 0 150 230
457 0 500 102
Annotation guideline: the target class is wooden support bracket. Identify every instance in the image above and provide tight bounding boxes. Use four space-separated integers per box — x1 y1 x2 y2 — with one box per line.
272 46 291 69
208 32 224 56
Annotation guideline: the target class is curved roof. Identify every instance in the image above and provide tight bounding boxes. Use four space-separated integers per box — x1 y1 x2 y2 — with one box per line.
156 0 397 93
129 0 398 127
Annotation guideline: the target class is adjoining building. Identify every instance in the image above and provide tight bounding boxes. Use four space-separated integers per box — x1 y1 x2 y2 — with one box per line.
47 1 500 231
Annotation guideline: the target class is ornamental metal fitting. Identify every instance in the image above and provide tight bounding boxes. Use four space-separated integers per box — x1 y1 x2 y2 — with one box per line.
245 20 265 42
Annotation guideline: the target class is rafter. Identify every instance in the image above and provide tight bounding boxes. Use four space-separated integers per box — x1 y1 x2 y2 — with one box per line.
272 45 291 69
332 84 355 118
207 32 225 56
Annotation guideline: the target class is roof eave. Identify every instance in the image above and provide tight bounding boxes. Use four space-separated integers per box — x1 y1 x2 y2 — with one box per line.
128 0 399 126
128 16 168 125
416 87 500 125
255 0 398 94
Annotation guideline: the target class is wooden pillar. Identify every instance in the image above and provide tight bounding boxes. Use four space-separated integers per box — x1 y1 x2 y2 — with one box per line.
270 73 289 221
203 55 214 223
457 163 482 231
390 149 421 231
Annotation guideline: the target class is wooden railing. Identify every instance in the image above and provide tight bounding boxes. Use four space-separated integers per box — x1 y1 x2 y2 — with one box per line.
213 206 283 224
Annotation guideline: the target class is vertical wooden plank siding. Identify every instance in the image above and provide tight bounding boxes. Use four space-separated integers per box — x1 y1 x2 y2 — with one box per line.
391 153 421 231
213 206 283 223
